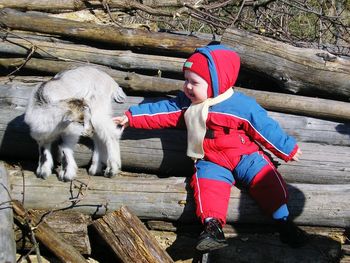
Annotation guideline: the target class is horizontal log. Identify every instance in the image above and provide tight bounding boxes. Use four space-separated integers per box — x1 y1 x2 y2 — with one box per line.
0 0 91 12
0 97 349 184
8 167 350 228
0 36 185 74
0 163 16 263
222 28 350 100
0 0 190 12
1 85 349 147
0 58 183 94
1 58 350 122
0 8 208 56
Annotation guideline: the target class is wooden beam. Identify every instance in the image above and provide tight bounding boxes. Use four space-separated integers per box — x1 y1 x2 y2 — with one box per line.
0 0 192 12
1 59 350 122
0 163 16 263
222 28 350 100
8 167 350 228
0 58 183 94
0 36 185 74
0 8 208 56
92 206 174 263
1 84 349 147
0 99 349 184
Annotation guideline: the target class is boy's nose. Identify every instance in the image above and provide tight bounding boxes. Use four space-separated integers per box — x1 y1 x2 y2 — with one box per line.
184 82 192 90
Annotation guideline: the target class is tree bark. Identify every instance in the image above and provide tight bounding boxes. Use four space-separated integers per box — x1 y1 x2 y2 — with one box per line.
0 8 208 56
8 167 350 228
12 200 87 263
0 163 16 263
222 28 350 100
92 206 174 263
15 210 92 254
1 58 350 122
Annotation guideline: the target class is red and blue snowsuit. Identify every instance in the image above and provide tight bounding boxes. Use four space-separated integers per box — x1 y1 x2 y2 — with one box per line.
125 45 298 225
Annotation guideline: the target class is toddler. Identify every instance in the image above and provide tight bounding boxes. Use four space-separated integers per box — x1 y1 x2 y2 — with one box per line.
114 44 307 251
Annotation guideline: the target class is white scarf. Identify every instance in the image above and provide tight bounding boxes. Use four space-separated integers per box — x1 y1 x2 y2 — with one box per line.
184 88 234 160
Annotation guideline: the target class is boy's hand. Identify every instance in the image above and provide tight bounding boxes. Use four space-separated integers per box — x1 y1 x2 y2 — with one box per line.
113 115 129 128
291 148 302 162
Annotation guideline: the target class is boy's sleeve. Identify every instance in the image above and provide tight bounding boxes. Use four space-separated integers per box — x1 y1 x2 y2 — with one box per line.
125 93 188 129
243 101 298 162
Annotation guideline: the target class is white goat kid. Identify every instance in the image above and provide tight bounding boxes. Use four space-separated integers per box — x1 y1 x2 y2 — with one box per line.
25 66 126 181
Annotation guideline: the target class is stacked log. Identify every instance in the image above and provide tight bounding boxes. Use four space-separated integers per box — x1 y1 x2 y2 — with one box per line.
0 163 16 263
0 5 349 263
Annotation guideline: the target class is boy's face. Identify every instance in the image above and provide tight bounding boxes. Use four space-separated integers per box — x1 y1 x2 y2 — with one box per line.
183 70 208 104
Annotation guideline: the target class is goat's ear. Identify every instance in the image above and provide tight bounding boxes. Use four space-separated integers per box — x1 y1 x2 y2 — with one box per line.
62 110 74 123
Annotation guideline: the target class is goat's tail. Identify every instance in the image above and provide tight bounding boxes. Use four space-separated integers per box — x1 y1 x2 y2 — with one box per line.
112 81 127 104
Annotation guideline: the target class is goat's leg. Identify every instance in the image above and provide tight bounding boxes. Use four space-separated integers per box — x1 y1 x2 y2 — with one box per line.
93 118 122 178
36 142 54 179
58 132 80 181
88 134 106 176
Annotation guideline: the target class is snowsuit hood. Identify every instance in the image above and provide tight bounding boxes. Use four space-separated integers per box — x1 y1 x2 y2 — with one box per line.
183 44 241 98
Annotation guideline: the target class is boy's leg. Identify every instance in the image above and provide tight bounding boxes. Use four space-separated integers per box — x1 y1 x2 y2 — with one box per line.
191 160 234 251
192 160 235 225
238 151 307 248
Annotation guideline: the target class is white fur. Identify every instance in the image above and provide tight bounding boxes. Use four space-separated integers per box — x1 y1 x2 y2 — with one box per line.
24 66 126 181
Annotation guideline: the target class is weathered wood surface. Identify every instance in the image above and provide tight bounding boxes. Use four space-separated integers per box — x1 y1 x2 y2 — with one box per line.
7 168 350 228
0 97 349 184
15 210 92 254
1 59 350 121
0 58 183 94
12 200 87 263
1 82 349 146
222 28 350 100
0 36 185 74
0 0 190 11
1 8 349 100
93 206 174 263
0 163 16 263
0 8 208 56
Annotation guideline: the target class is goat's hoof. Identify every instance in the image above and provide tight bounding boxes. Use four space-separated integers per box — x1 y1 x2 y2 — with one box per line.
36 167 51 179
37 172 50 180
104 167 119 178
58 170 76 182
88 164 102 176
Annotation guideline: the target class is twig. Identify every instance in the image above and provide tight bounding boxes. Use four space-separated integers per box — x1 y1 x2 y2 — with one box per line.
101 0 123 27
232 0 247 26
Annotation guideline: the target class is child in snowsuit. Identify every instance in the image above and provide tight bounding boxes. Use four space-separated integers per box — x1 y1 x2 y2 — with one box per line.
114 44 307 251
